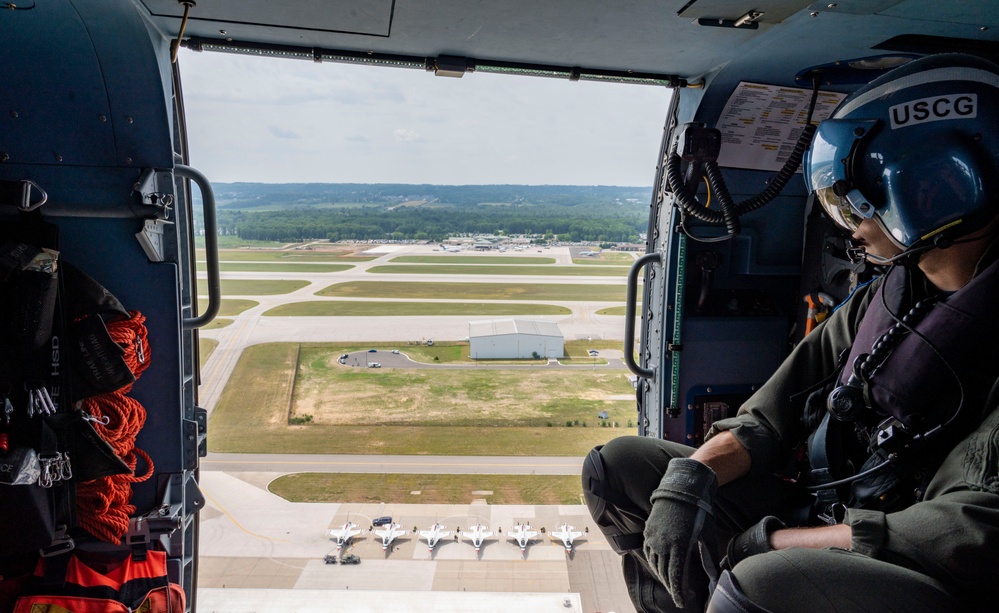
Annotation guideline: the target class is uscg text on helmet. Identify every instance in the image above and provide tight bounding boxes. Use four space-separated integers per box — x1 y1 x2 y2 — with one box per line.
889 94 977 129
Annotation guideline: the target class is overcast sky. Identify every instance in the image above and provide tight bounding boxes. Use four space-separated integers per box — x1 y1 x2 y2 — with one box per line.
178 50 671 187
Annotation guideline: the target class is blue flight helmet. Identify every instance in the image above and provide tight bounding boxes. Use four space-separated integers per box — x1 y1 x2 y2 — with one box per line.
804 53 999 252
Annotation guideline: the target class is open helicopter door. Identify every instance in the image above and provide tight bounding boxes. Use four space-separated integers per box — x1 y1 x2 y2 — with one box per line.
0 2 211 611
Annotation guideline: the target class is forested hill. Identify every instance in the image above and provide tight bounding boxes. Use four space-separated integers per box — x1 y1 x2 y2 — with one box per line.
203 183 652 243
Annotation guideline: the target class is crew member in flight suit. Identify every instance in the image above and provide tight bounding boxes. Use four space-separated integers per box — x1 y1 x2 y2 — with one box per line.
582 53 999 613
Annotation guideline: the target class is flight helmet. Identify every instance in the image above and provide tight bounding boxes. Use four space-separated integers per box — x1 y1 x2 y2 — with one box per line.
804 53 999 249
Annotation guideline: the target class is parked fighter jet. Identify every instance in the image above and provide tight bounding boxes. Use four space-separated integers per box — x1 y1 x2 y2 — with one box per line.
327 520 361 552
374 523 409 551
462 524 494 556
549 524 584 554
507 524 538 557
418 522 451 553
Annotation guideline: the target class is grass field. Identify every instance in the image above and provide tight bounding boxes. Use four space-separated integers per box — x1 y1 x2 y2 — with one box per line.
202 318 233 330
196 237 286 249
596 306 628 315
262 301 570 316
317 281 626 302
208 343 633 455
198 262 354 273
199 338 218 368
197 248 376 262
219 299 259 316
571 252 636 266
368 264 627 276
269 474 583 505
390 256 556 265
197 279 310 296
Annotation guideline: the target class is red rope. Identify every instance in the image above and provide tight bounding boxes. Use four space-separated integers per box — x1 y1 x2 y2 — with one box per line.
75 311 154 544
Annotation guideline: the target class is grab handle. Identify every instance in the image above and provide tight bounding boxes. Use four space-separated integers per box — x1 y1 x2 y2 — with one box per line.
177 164 220 329
624 252 661 379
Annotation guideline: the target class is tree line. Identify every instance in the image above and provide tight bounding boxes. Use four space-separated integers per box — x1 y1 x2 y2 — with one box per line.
215 204 646 243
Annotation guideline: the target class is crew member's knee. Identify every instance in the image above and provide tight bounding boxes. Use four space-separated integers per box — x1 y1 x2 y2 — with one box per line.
582 446 609 520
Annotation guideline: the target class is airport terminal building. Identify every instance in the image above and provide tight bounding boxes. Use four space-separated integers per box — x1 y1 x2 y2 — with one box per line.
468 319 564 359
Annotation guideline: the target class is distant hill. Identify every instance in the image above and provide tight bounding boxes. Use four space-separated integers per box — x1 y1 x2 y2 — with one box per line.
206 182 651 210
197 183 652 244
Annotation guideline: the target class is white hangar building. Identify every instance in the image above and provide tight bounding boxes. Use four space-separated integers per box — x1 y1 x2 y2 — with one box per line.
468 319 564 359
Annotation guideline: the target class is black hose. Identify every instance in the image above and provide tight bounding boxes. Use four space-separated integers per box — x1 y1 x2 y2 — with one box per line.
732 123 818 216
665 146 725 224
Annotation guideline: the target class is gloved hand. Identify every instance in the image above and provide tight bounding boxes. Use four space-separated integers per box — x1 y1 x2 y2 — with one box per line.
643 457 718 609
721 515 786 571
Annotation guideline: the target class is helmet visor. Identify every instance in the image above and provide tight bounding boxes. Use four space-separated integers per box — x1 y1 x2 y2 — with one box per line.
814 186 865 232
805 118 881 232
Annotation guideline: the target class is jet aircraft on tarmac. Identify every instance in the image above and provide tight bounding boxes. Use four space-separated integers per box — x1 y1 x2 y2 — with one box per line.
462 524 494 556
327 520 362 552
374 523 410 551
418 522 451 553
507 524 539 557
549 524 584 554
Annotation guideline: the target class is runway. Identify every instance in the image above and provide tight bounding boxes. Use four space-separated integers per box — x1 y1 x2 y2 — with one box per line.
202 453 584 475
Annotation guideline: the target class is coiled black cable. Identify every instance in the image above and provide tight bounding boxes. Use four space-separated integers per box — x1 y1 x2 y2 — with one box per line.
668 78 821 239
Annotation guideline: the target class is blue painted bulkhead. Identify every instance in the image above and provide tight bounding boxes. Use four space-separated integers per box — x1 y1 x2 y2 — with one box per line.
0 0 199 602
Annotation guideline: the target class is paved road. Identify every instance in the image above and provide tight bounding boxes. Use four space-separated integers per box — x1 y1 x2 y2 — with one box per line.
203 452 585 475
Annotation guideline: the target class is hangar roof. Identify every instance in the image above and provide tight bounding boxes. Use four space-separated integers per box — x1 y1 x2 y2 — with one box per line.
469 319 563 339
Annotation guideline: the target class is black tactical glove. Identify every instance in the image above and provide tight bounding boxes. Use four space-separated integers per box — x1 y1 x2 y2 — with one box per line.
721 515 786 571
643 458 718 609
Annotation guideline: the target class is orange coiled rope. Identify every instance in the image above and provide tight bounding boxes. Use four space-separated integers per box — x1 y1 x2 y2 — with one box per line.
76 311 155 544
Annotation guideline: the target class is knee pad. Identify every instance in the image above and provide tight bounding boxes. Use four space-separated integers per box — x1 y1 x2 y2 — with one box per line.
582 447 607 514
582 446 644 554
706 570 776 613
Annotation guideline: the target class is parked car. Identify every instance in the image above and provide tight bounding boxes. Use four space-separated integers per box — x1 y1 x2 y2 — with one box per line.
372 516 392 526
368 349 377 353
340 554 361 565
340 354 349 360
323 554 337 564
368 363 381 368
588 350 599 357
391 349 400 354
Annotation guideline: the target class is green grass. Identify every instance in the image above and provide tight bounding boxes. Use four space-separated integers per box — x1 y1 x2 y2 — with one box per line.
208 343 634 455
572 252 637 266
198 249 375 262
368 264 627 276
219 299 259 316
317 281 626 302
197 279 310 296
269 474 583 505
196 237 287 249
596 306 628 315
564 340 623 351
202 318 233 330
199 338 218 368
390 256 556 265
198 262 354 273
262 301 570 316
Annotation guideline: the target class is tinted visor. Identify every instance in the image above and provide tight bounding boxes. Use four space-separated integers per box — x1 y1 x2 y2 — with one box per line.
815 186 865 232
805 117 881 232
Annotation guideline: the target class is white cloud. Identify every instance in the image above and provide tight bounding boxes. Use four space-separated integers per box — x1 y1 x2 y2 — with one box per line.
394 128 424 143
268 126 301 139
179 49 670 185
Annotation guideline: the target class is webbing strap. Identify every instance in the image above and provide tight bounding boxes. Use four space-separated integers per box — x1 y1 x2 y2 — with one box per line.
808 413 844 514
